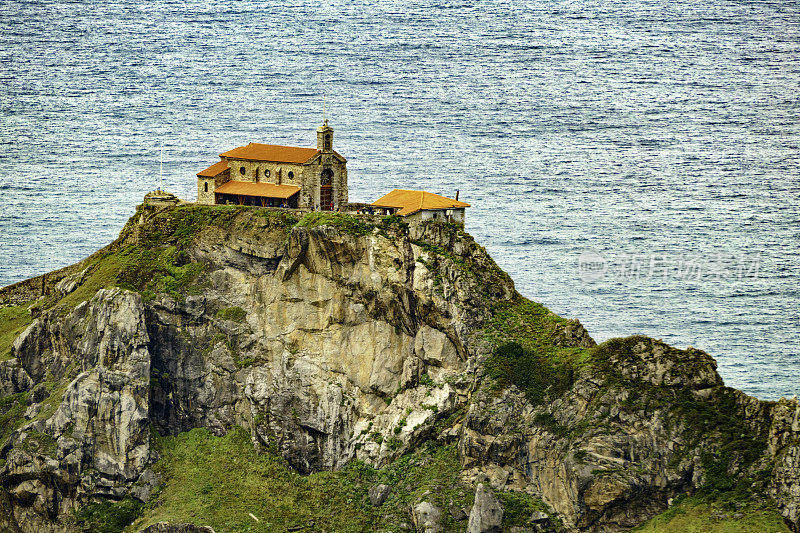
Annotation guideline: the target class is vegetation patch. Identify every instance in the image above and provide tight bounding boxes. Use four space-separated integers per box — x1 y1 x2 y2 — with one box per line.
0 363 76 449
21 429 57 457
215 306 247 323
164 204 248 247
532 412 569 438
367 441 473 530
481 298 588 404
254 208 300 229
484 342 576 405
74 497 144 533
295 211 373 236
0 303 34 360
413 240 471 273
49 252 122 312
498 490 562 530
130 428 476 532
484 297 575 352
116 245 205 300
376 214 408 234
204 333 253 369
0 392 29 445
133 427 375 532
633 494 790 532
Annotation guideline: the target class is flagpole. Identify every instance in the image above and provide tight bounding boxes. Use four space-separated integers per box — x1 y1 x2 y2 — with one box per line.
160 145 164 192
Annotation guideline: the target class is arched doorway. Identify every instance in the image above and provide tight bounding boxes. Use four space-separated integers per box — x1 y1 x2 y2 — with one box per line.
320 168 333 211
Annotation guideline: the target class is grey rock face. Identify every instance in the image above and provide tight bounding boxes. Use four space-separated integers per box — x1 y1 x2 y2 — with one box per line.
449 504 468 521
767 398 800 531
1 288 151 532
412 501 443 533
467 483 504 533
459 336 800 532
369 483 392 506
54 268 88 297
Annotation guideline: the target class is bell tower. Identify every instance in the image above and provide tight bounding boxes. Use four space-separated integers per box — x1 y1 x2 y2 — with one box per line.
317 120 333 153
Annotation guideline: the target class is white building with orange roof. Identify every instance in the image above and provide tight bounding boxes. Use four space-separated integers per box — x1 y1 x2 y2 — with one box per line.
196 121 347 210
371 189 470 224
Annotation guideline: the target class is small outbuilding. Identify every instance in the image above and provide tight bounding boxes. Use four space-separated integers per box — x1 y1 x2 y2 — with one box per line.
371 189 470 223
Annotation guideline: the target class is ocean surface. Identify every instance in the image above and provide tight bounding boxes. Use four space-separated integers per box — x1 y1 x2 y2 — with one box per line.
1 0 798 400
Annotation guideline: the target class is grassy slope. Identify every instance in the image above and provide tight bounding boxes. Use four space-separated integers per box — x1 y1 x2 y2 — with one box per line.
634 496 790 533
0 303 34 360
120 426 554 533
126 427 482 533
131 428 374 533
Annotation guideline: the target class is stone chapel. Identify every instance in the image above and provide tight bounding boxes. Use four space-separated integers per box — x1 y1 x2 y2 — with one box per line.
197 121 347 211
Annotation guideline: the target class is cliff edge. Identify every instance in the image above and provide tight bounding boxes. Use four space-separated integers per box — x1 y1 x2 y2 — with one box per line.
0 203 797 532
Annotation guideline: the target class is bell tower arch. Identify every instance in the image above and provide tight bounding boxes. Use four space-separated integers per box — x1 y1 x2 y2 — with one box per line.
317 120 333 153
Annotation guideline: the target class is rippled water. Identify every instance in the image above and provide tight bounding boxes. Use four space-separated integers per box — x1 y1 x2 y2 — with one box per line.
1 0 798 399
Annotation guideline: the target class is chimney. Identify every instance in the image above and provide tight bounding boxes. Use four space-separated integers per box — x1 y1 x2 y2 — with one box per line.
455 190 460 201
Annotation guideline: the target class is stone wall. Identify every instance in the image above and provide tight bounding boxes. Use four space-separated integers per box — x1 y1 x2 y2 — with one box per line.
223 159 304 186
300 159 348 210
197 178 215 204
406 208 465 224
196 167 231 205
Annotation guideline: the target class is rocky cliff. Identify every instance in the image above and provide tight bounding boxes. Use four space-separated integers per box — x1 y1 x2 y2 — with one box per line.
0 203 797 532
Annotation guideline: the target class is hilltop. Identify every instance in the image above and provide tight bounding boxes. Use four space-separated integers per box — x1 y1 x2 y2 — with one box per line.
0 202 797 533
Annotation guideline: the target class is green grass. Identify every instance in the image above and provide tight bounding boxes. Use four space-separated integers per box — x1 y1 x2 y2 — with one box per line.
0 303 34 360
0 366 75 450
0 392 30 445
55 252 125 312
485 342 576 405
74 497 144 533
254 208 300 228
132 427 375 533
498 491 562 530
483 297 576 352
116 245 206 300
633 495 790 533
481 297 589 405
21 429 57 457
36 244 206 313
164 204 250 246
128 427 475 533
215 306 247 323
294 211 374 236
370 442 473 530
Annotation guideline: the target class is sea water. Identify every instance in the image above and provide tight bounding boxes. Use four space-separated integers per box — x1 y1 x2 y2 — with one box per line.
0 0 798 400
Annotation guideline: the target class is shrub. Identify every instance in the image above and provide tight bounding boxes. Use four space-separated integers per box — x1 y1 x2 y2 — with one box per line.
74 497 143 533
215 306 247 322
484 342 574 405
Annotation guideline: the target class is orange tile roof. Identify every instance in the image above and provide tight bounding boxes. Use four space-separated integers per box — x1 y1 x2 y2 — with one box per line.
220 143 320 164
197 160 230 177
214 180 301 199
371 189 470 216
